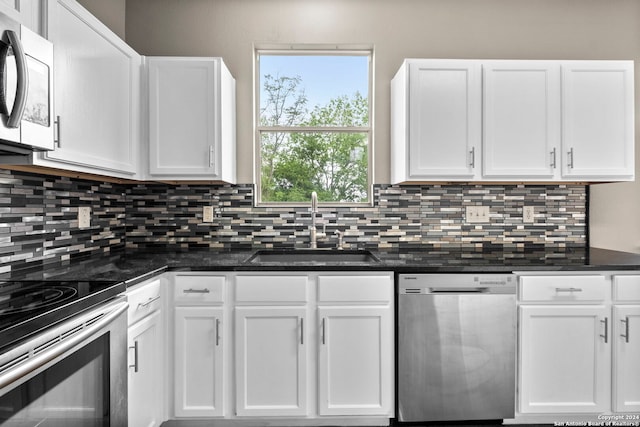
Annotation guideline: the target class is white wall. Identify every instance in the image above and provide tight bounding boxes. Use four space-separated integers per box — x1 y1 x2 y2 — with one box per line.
124 0 640 252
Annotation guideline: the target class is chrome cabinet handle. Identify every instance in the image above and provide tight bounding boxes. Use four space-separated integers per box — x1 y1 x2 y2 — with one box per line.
568 148 574 169
300 318 304 345
183 288 210 294
600 317 609 343
555 287 583 292
215 318 220 346
129 341 139 372
54 116 61 147
621 317 630 343
137 295 160 309
550 148 557 168
209 145 214 167
321 318 326 345
5 30 28 128
469 147 475 168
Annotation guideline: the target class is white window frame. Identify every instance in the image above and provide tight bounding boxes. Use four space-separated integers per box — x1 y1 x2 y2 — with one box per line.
254 45 374 207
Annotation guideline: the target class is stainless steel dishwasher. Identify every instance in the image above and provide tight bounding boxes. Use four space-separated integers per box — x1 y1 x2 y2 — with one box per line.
398 273 516 422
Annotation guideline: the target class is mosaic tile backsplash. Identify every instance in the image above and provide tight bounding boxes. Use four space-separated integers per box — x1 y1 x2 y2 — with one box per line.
0 169 587 273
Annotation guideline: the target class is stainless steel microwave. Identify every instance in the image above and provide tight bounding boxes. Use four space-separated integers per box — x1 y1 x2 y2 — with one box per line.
0 12 53 155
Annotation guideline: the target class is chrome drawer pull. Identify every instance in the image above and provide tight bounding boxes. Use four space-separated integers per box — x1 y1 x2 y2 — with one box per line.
621 317 630 343
321 318 326 345
129 341 139 373
137 295 160 309
568 147 575 169
555 287 583 292
600 317 609 343
216 318 221 346
183 288 210 294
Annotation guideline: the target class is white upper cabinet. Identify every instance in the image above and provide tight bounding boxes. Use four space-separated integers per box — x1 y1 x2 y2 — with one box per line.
0 0 41 33
38 0 141 178
482 61 560 179
561 61 635 180
146 57 236 182
391 59 481 182
391 58 635 183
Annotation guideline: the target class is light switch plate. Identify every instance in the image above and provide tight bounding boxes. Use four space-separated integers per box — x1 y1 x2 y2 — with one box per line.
466 206 490 223
203 206 214 223
78 206 91 228
523 206 535 223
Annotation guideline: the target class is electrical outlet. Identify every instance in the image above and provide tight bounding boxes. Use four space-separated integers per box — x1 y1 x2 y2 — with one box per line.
466 206 490 223
523 206 535 223
203 206 214 223
78 206 91 228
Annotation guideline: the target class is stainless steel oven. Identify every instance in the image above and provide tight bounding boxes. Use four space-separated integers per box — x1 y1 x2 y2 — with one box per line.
0 296 128 426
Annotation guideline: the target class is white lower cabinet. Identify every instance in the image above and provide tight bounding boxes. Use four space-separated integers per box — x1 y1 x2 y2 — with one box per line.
613 305 640 412
318 306 392 416
128 311 163 427
519 304 610 413
233 272 394 422
174 306 224 417
126 277 165 427
235 306 308 416
517 273 640 422
612 275 640 413
168 271 394 424
172 274 226 418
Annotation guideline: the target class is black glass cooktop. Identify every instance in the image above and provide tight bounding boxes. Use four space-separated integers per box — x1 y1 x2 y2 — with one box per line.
0 280 125 352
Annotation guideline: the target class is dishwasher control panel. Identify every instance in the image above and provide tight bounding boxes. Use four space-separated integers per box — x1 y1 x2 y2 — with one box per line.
399 273 516 294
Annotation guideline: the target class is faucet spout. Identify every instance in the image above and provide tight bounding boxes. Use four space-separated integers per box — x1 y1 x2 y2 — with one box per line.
310 192 318 248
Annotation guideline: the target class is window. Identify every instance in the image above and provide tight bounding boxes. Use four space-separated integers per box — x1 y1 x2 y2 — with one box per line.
256 48 372 205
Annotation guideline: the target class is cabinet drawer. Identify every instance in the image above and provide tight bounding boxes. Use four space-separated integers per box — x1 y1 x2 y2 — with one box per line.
235 275 308 303
318 275 392 303
174 275 225 304
519 275 608 302
613 275 640 302
127 278 162 325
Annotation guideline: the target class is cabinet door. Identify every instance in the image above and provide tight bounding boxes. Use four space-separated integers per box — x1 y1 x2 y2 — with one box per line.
148 57 219 177
0 1 40 33
128 310 162 427
317 306 392 416
483 61 560 178
613 305 640 412
43 0 140 176
407 60 481 179
519 305 610 413
174 306 224 417
561 61 634 180
235 306 307 416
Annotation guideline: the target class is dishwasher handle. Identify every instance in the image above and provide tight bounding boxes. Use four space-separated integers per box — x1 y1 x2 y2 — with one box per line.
429 287 489 293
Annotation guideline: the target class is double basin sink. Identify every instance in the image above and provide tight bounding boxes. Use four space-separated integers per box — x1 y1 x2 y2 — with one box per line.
244 249 380 265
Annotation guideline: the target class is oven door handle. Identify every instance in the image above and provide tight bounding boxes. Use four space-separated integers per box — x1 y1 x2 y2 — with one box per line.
0 301 128 390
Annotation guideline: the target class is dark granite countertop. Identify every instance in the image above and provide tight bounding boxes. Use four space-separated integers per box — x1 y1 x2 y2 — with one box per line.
2 246 640 286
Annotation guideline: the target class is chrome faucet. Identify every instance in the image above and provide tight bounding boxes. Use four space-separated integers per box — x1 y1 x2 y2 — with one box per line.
334 230 345 250
310 191 318 248
309 192 326 248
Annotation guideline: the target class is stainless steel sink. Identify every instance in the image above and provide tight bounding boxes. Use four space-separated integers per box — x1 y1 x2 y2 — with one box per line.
245 249 379 264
